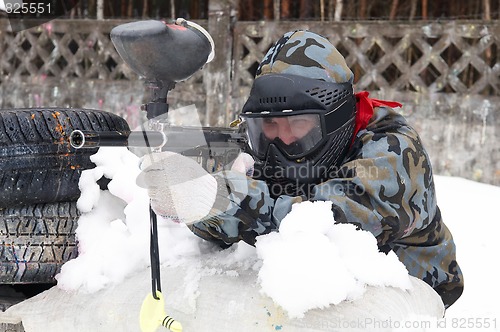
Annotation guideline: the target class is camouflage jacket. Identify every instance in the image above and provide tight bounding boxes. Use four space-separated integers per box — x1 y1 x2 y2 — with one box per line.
189 106 463 308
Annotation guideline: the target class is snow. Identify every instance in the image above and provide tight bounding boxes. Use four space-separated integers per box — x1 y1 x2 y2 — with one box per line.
55 147 154 293
432 176 500 324
257 201 411 318
2 146 500 331
56 147 413 319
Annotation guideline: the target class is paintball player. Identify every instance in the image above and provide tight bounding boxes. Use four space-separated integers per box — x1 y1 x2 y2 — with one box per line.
138 30 463 308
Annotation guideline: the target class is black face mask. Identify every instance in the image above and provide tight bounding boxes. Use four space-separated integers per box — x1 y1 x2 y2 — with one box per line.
258 126 324 159
241 73 357 197
252 117 356 198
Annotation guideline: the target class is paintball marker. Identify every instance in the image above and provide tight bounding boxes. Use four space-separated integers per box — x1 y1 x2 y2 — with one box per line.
68 18 249 332
69 18 248 171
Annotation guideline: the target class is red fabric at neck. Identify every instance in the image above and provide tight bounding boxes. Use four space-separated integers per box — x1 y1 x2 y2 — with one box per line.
354 91 402 136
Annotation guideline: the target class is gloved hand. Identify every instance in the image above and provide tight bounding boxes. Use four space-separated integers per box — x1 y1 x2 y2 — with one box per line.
230 152 255 176
136 151 217 224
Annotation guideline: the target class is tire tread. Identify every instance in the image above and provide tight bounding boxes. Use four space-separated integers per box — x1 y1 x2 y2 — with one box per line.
0 201 80 283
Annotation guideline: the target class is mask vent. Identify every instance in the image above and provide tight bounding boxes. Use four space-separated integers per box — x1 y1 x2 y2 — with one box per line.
316 119 354 166
305 87 349 107
259 96 287 104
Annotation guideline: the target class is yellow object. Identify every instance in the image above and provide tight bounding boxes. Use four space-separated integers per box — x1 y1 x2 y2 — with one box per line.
140 291 183 332
229 118 242 127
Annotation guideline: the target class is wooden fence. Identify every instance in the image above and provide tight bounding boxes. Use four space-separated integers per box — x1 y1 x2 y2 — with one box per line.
0 18 499 185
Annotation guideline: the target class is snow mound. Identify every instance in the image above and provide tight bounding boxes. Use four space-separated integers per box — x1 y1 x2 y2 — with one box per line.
50 147 438 324
257 201 411 318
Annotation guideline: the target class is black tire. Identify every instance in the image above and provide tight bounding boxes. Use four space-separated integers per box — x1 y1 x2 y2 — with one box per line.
0 108 130 207
0 201 80 284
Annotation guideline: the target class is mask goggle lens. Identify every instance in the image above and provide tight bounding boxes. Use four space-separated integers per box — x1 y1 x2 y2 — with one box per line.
243 113 324 159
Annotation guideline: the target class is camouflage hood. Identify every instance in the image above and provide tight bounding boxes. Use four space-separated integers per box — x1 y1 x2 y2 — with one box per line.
256 30 354 84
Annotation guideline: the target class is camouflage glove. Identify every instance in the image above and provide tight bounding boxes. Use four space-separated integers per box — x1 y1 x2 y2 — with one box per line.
137 151 217 224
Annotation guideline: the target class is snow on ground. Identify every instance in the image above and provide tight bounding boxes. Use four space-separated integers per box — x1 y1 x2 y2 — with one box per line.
56 147 413 319
58 147 500 325
432 176 500 327
2 146 499 331
256 201 411 318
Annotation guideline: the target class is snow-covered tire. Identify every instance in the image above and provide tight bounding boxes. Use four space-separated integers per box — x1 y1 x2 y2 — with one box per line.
0 201 80 284
0 108 130 207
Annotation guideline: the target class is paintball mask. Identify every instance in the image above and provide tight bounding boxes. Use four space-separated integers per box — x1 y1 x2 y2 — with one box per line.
239 30 357 197
240 73 356 197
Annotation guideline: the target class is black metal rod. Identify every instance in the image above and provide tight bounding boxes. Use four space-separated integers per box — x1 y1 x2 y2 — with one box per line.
150 206 162 299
